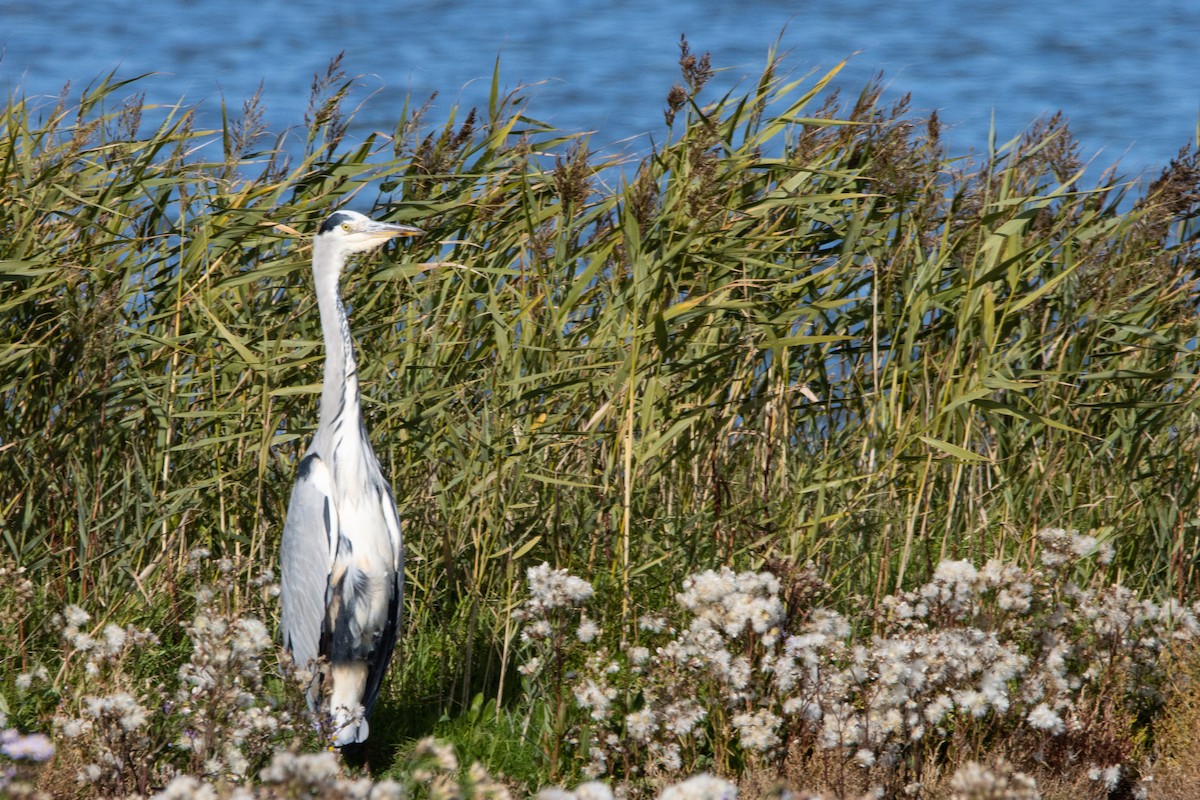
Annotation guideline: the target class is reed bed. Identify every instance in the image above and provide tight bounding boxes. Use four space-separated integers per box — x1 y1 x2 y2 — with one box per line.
3 45 1200 798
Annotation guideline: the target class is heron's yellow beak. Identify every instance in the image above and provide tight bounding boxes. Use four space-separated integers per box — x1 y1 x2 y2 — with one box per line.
364 221 423 239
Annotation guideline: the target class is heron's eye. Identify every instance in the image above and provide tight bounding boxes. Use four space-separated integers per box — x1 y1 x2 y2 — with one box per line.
341 222 354 233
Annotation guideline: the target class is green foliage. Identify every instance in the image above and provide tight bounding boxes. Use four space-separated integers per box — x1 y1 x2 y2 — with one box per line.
3 44 1200 795
429 693 545 791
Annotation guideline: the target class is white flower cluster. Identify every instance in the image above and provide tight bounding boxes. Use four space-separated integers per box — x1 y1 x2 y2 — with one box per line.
514 564 615 777
53 604 160 679
45 557 302 796
574 676 618 722
172 608 294 780
153 737 496 800
48 607 164 791
658 773 738 800
947 760 1039 800
523 562 595 615
1038 527 1114 567
539 773 737 800
30 555 520 800
516 529 1199 791
678 567 784 643
730 709 781 753
1087 763 1122 793
550 567 796 776
517 563 601 684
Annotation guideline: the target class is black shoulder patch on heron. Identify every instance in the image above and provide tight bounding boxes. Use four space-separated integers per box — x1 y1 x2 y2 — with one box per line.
319 212 353 234
296 453 321 480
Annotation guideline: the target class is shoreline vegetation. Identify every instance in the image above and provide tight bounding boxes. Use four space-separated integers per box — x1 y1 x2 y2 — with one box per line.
3 44 1200 798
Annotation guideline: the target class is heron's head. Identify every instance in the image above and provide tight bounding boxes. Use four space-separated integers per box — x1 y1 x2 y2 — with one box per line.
315 210 423 257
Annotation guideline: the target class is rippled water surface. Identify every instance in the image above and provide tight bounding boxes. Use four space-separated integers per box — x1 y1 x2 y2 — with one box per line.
3 1 1198 176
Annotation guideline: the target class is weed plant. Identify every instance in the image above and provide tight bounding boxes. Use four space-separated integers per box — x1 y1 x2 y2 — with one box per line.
3 40 1200 798
516 529 1200 797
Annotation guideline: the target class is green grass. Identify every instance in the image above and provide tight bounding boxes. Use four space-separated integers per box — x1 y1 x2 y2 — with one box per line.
3 42 1200 797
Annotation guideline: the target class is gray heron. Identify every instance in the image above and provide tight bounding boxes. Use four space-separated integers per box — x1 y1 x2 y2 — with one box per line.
279 209 420 746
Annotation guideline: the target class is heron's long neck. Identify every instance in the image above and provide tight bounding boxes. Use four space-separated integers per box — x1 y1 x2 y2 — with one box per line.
313 243 361 445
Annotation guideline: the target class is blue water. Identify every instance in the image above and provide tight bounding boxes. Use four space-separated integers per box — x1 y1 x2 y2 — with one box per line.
2 0 1198 178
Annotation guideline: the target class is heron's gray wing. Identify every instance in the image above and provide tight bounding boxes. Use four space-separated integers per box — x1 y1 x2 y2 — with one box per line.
280 453 338 674
359 479 405 718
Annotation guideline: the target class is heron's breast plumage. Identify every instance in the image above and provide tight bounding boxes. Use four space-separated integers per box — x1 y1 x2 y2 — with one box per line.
326 465 399 643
